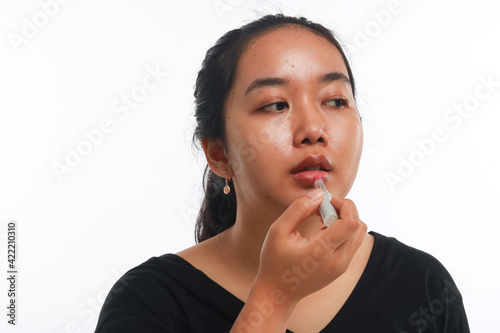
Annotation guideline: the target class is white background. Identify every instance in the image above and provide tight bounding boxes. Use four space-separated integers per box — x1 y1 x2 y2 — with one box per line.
1 0 499 332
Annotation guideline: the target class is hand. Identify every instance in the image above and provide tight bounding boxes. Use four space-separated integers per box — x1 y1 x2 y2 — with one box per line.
254 189 367 304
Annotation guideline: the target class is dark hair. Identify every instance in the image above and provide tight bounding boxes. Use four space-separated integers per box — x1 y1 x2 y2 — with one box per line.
193 14 357 243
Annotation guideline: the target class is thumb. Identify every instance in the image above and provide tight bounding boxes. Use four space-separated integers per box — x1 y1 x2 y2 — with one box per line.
272 189 324 235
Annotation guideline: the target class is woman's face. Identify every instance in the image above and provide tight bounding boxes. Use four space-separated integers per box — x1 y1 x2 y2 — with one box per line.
224 26 363 214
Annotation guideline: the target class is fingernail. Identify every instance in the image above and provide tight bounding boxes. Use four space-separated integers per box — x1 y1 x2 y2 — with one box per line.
307 189 323 201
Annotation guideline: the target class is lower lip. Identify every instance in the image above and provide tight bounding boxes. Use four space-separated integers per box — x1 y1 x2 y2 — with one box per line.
290 170 330 184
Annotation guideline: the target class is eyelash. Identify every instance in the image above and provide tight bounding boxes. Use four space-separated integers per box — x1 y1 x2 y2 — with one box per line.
325 98 348 108
260 101 289 112
259 99 348 112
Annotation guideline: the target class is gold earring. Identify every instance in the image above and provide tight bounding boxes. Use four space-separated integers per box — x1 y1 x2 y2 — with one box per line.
223 172 230 195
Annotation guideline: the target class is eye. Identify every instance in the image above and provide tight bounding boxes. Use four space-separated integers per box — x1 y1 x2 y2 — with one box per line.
325 98 348 109
260 101 289 112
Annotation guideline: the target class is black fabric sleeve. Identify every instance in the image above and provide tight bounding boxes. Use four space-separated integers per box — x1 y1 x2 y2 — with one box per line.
378 232 470 333
94 259 188 333
413 260 470 333
345 232 471 333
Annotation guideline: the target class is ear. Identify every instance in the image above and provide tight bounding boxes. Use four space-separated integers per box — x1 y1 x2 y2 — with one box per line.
201 138 232 178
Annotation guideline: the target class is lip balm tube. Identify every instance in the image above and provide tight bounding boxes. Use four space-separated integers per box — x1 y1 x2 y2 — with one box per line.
313 176 338 226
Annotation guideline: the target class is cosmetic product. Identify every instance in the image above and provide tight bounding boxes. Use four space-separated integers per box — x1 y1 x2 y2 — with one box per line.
313 175 338 226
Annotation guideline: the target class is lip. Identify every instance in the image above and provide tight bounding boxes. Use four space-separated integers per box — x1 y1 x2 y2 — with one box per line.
291 170 331 184
290 155 333 184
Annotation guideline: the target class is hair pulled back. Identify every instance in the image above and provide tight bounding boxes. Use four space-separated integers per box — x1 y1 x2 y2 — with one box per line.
193 14 356 243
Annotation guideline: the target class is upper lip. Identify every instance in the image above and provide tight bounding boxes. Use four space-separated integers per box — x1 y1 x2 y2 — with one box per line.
291 155 333 174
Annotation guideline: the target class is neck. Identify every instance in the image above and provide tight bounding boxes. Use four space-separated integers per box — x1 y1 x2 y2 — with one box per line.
220 207 273 273
219 201 324 275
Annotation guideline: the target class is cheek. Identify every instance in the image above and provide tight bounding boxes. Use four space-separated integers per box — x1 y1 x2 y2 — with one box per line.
226 117 293 174
330 117 363 169
256 118 293 154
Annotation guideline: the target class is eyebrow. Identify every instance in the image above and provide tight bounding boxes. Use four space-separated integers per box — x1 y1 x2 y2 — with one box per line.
244 71 351 95
245 77 289 95
319 72 351 86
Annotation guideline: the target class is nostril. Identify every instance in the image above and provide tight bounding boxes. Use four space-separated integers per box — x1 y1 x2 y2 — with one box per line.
300 136 325 145
301 138 311 144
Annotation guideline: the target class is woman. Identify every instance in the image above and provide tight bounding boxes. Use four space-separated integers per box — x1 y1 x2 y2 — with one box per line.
95 14 469 332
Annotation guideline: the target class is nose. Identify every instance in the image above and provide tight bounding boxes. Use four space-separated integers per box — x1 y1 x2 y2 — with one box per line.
292 103 329 147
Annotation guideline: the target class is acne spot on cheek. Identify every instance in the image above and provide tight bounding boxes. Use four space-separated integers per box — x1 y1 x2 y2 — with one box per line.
265 196 269 199
291 64 295 68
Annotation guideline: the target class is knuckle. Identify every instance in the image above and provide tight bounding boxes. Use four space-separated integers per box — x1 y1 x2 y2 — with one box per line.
329 255 342 267
338 260 350 274
267 222 282 238
267 222 278 234
343 198 355 206
343 199 359 215
343 217 361 231
271 221 287 236
329 256 349 274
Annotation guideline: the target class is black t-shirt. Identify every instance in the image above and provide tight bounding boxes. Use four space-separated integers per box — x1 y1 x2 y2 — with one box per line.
94 231 470 332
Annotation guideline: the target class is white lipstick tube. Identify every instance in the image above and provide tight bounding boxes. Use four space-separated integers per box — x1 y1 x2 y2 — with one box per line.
313 178 338 226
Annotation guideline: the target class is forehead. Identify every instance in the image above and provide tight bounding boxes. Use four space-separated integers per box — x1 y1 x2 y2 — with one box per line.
234 26 348 85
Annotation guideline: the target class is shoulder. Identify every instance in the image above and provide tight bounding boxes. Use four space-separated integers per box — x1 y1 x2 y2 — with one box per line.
95 250 244 332
361 231 469 332
369 231 452 278
105 253 193 297
367 230 465 305
367 231 466 311
94 254 191 332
